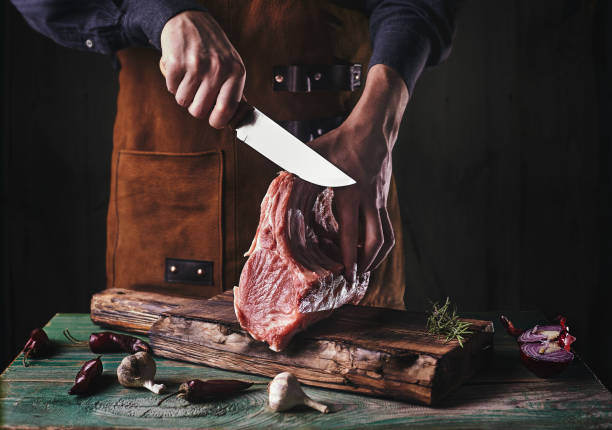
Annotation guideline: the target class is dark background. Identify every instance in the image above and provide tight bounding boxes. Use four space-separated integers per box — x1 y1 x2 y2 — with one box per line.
2 0 611 391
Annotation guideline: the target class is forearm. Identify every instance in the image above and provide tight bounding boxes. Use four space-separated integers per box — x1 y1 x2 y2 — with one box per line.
309 64 407 277
366 0 458 94
122 0 207 50
347 64 409 152
10 0 125 53
9 0 206 55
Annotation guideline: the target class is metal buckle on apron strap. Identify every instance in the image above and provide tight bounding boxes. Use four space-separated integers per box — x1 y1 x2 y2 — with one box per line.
273 64 362 92
278 113 348 142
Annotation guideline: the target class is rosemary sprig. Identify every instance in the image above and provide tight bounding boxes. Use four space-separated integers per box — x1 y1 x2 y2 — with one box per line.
426 297 472 347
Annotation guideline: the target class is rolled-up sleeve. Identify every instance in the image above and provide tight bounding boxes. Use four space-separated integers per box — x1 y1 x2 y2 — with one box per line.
10 0 206 54
365 0 458 95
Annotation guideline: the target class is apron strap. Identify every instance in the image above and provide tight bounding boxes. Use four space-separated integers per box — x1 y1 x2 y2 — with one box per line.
165 258 214 286
273 64 362 92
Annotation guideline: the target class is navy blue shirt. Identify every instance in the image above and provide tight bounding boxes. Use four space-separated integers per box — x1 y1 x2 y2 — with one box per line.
10 0 457 94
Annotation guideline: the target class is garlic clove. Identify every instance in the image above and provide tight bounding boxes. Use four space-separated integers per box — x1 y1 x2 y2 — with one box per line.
268 372 329 413
117 351 165 394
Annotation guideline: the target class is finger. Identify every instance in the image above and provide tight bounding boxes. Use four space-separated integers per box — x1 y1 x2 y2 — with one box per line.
160 57 185 95
174 72 201 108
335 188 359 284
209 73 245 129
188 79 219 119
369 207 395 271
358 202 384 273
159 57 167 77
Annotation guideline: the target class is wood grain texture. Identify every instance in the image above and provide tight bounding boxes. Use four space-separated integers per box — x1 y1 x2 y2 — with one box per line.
92 289 493 405
1 313 611 429
90 288 196 334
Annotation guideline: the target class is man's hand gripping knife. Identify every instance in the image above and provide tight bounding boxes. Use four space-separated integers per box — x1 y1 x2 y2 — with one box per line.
160 10 246 129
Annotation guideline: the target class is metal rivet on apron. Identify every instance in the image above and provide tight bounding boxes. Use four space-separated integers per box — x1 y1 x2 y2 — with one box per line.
85 39 93 49
275 74 284 83
313 72 322 81
196 268 205 276
169 265 177 273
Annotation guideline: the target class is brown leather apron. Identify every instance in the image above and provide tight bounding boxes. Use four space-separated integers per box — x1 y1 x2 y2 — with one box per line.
107 0 406 309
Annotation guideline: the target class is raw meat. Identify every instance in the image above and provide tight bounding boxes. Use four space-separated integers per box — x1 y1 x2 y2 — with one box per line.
234 172 370 352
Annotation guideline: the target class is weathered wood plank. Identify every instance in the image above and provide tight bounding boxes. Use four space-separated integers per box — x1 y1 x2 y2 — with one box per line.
90 288 196 334
172 291 492 356
1 313 611 429
91 289 494 405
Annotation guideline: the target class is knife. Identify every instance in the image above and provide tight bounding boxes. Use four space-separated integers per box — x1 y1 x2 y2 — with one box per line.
158 62 353 187
229 100 356 187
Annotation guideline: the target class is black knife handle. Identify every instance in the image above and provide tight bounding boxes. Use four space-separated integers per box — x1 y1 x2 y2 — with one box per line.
228 98 255 131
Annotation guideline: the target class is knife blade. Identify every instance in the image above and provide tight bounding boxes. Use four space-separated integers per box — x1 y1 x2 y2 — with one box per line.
231 102 356 187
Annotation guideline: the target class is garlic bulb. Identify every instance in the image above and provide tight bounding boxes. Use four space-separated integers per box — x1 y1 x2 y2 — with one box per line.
268 372 329 413
117 351 165 394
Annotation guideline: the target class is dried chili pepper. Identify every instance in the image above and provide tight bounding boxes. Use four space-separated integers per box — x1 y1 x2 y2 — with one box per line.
499 315 523 338
63 329 151 354
22 328 51 367
556 317 576 352
157 379 253 405
68 356 103 395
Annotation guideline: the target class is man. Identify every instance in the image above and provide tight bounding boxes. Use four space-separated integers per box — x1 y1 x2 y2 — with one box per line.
11 0 456 308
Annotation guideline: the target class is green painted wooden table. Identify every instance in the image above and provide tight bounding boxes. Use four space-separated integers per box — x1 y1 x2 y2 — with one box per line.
1 312 611 429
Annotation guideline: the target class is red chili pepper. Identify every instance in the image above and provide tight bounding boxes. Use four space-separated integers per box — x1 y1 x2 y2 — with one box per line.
499 315 524 338
157 379 253 406
557 316 567 329
22 328 51 367
556 318 576 352
558 331 576 351
68 356 103 395
64 330 151 354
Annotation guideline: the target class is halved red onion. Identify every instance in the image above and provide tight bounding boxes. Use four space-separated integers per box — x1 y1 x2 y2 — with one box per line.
517 324 562 344
500 315 575 378
520 341 574 377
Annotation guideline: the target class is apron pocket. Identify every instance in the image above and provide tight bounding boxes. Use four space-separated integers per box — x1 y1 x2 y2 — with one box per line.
111 149 223 298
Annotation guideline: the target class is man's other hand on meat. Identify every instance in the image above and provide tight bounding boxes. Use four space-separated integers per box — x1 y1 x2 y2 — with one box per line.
11 0 456 283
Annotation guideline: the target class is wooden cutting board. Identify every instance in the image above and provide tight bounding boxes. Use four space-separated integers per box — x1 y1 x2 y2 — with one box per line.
91 288 494 405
